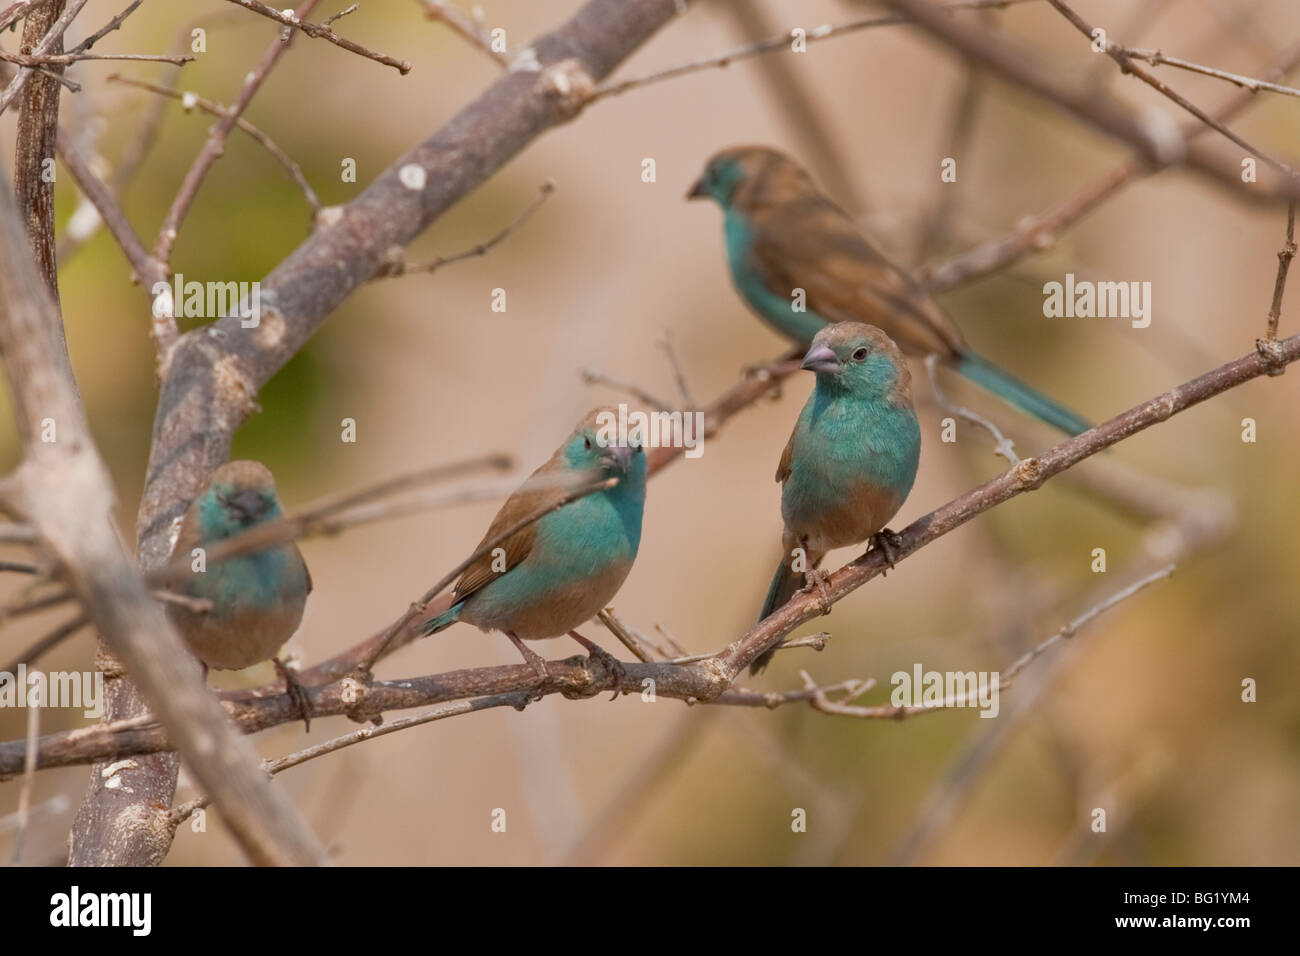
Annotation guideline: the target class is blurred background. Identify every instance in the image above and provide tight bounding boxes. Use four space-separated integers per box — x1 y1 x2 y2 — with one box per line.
1 0 1298 865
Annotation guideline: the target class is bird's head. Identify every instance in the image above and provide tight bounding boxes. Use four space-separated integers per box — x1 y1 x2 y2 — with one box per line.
196 460 285 539
563 406 646 484
686 145 814 210
800 322 910 398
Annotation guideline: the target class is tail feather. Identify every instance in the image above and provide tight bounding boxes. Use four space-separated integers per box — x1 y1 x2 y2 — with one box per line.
753 548 822 675
420 600 464 637
955 352 1090 437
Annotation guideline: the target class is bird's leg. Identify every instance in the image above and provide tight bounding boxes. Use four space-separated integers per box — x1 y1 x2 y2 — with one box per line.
569 630 625 700
273 657 313 733
506 631 550 686
801 568 833 615
870 528 904 573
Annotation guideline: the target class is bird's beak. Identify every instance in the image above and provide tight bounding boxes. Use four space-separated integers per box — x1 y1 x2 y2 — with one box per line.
685 177 708 200
601 444 634 472
800 341 841 374
230 489 265 520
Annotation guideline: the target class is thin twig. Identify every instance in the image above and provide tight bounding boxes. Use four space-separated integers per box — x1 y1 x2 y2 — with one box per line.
1264 203 1296 343
374 180 555 277
153 0 326 272
167 691 534 828
106 73 321 214
0 0 89 116
580 368 671 411
153 453 512 587
1045 0 1295 175
590 0 1044 102
415 0 507 67
0 613 88 678
919 37 1300 293
223 0 411 74
1124 47 1300 100
924 354 1019 464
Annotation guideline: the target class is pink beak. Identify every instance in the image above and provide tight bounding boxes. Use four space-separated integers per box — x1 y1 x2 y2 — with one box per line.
800 341 840 374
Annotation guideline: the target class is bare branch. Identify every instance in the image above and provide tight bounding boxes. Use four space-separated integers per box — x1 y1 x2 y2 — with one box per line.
0 159 330 865
7 333 1296 775
1045 0 1294 175
416 0 508 67
152 0 325 274
0 0 88 117
1125 47 1300 99
878 0 1300 201
374 180 555 277
106 73 322 215
224 0 411 74
1264 203 1296 343
590 0 1044 103
924 354 1020 465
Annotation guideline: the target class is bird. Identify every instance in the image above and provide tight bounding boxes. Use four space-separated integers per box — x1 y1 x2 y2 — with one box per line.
687 144 1090 436
164 460 314 728
420 408 647 686
754 322 922 674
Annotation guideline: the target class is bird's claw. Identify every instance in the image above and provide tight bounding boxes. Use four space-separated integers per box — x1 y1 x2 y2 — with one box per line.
802 568 833 615
569 631 626 700
870 528 903 573
274 657 313 733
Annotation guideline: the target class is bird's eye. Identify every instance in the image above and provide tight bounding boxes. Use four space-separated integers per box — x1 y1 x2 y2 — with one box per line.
852 347 869 361
584 437 592 451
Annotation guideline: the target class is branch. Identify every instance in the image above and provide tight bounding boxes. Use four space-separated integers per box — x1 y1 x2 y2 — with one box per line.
0 0 87 116
83 0 693 866
9 331 1296 775
921 38 1300 291
1124 48 1300 99
1264 203 1296 343
924 354 1019 465
105 73 321 216
374 180 555 277
1045 0 1294 174
0 161 329 865
590 0 1044 103
224 0 412 74
12 0 68 294
152 0 324 278
416 0 508 67
877 0 1300 201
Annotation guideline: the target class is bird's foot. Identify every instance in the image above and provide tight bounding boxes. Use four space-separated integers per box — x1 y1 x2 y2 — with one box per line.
273 657 313 733
506 632 549 698
802 568 833 615
870 528 904 573
569 631 625 700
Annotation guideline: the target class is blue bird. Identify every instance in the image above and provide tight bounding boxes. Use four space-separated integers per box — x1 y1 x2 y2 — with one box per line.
755 322 922 673
166 460 314 726
688 145 1090 436
422 408 647 682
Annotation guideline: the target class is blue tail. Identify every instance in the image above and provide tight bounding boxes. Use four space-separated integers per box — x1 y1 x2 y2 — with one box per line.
754 552 819 675
956 352 1090 437
420 601 464 637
